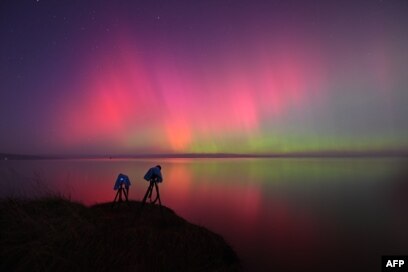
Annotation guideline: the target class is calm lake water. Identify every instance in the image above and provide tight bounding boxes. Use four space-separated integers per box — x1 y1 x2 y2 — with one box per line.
1 157 408 271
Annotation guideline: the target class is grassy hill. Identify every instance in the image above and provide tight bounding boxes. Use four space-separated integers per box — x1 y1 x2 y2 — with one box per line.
0 197 240 271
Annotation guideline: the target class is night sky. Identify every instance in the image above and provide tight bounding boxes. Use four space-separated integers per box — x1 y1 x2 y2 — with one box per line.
1 0 407 155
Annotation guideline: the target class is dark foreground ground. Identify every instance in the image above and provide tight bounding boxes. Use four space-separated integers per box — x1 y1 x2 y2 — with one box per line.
0 197 240 271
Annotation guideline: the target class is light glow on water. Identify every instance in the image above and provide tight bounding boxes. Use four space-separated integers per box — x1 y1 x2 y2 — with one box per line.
1 158 407 271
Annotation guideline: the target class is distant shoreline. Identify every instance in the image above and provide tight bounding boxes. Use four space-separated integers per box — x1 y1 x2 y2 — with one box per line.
1 151 408 160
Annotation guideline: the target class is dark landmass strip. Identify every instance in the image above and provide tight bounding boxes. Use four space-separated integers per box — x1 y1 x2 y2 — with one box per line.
1 150 408 160
0 198 240 271
0 153 47 160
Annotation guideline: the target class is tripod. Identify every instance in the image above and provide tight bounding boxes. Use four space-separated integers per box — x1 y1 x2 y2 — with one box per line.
137 179 163 218
112 183 129 207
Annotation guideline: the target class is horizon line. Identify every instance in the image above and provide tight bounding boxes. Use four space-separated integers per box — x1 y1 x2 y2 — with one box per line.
1 150 408 160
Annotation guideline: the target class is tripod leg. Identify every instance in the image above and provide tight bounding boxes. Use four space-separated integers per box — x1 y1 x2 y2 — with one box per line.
136 182 154 220
122 188 129 207
151 186 159 204
112 189 120 207
141 183 153 206
148 185 153 202
124 188 129 202
154 183 162 206
119 188 123 202
154 182 163 217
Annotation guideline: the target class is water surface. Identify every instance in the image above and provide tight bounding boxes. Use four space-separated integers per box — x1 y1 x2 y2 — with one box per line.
1 158 407 271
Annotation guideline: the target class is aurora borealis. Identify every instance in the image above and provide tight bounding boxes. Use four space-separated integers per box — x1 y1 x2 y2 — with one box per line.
1 0 407 155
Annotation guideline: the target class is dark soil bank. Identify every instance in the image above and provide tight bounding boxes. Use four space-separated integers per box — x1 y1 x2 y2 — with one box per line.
0 198 240 271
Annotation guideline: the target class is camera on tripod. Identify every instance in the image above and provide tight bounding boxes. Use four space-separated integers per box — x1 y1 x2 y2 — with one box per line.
112 173 131 206
141 165 163 206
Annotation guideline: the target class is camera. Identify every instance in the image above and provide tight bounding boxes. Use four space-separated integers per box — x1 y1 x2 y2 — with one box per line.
114 173 131 190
